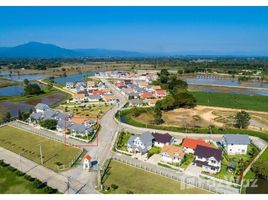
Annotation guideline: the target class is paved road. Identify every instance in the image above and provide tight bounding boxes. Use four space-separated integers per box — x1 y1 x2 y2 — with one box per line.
0 146 86 194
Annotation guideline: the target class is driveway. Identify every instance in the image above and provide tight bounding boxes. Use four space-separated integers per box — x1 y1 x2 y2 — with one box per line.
185 163 203 177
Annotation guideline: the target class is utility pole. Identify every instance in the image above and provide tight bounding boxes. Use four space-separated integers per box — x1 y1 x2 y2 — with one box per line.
39 144 43 165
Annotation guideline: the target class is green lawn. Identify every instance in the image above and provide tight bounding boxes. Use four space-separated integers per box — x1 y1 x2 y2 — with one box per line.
0 166 48 194
181 154 195 169
101 160 211 194
191 91 268 112
116 131 132 151
0 125 83 171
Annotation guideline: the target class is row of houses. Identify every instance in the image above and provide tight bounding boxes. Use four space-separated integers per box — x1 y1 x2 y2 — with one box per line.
65 80 118 104
28 103 96 137
114 79 167 107
126 132 250 174
95 71 156 81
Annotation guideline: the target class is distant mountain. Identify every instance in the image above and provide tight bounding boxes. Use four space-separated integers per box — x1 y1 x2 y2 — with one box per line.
0 42 147 58
0 42 79 58
0 41 267 58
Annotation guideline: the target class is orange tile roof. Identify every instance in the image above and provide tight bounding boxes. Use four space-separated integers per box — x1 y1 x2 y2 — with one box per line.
156 89 167 95
182 138 211 150
152 85 161 90
74 93 86 98
161 145 185 159
70 115 89 124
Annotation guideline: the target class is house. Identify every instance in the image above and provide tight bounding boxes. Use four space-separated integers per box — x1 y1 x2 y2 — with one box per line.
128 92 139 99
87 94 102 102
152 85 161 90
160 145 185 163
66 82 74 89
193 145 223 174
127 132 154 154
74 93 86 103
223 134 250 155
140 92 154 99
83 154 92 169
29 112 43 123
69 123 93 136
152 133 174 147
182 138 211 154
35 103 50 113
129 99 144 107
92 90 105 95
147 98 160 106
155 89 167 98
103 95 118 103
87 81 96 88
139 81 149 88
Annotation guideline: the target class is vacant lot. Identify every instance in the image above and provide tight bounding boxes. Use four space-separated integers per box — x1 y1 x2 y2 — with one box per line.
102 160 210 194
134 106 268 132
191 91 268 112
58 104 113 117
0 126 83 171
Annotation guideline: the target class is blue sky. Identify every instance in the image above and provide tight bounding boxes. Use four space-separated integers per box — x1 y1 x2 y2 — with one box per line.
0 7 268 53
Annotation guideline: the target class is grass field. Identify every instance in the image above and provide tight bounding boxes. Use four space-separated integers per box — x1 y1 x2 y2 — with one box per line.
0 166 48 194
0 125 83 171
0 78 18 88
101 160 210 194
191 91 268 112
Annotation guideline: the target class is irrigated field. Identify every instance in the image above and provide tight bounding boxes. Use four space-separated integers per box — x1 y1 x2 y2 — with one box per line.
0 125 83 171
102 160 210 194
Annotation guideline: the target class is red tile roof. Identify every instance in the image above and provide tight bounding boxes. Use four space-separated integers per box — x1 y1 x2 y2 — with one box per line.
84 154 92 161
182 138 211 150
155 89 167 95
140 92 153 99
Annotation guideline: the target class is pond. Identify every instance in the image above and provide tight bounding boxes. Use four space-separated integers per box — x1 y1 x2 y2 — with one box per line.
0 82 44 97
0 102 34 117
54 72 94 84
0 86 24 96
0 72 49 82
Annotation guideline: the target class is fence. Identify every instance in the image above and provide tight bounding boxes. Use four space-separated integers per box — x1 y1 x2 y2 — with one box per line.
111 154 240 194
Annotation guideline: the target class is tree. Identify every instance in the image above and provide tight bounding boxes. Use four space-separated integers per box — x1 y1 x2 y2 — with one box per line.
157 69 170 84
23 79 29 86
153 106 164 125
156 95 176 111
110 184 119 190
252 160 268 179
173 91 197 108
5 112 11 122
24 84 42 95
235 111 250 129
167 75 188 94
39 119 57 130
18 110 23 120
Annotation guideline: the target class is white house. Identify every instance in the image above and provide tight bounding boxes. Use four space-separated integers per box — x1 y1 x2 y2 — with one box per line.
160 145 185 163
127 132 154 154
223 134 250 155
193 145 223 174
35 103 50 113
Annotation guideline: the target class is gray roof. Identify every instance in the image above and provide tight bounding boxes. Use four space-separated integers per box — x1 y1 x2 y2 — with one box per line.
35 103 50 111
128 92 139 97
57 120 72 129
43 109 58 120
127 132 154 154
129 99 143 105
70 123 93 134
224 134 250 145
29 112 43 120
88 94 102 100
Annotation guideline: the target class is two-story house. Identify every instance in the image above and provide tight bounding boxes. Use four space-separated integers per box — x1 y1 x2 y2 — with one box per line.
193 145 223 174
223 134 250 155
127 132 154 154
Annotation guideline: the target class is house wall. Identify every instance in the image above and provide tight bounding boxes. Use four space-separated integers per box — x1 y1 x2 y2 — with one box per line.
226 144 248 155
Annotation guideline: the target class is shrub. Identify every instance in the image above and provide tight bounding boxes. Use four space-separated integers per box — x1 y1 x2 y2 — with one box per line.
24 175 36 182
7 166 17 172
16 171 26 176
110 184 119 190
33 180 47 189
44 186 58 194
